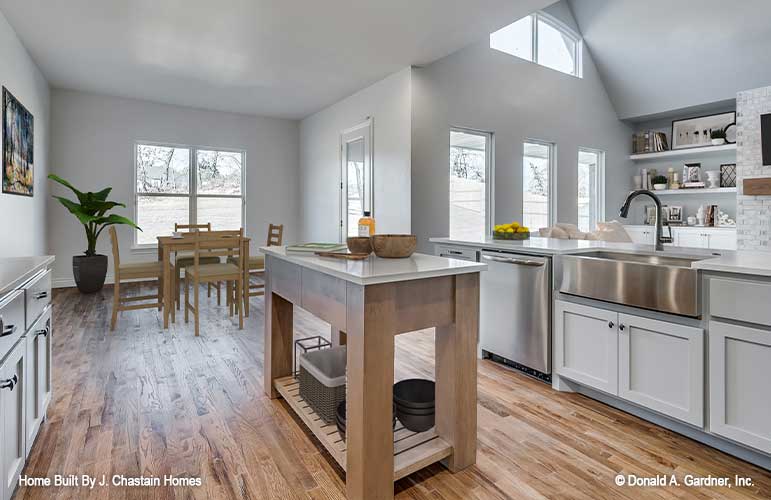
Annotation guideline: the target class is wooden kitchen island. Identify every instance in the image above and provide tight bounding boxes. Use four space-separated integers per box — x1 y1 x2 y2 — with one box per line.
261 246 485 500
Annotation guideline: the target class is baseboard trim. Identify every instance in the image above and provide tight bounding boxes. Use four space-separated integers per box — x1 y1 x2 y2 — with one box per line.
53 275 151 289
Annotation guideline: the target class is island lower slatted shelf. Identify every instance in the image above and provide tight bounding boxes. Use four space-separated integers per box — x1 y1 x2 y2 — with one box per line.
274 376 452 480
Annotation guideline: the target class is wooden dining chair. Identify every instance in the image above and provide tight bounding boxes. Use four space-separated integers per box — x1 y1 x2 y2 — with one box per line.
228 223 283 302
173 222 221 309
183 230 245 336
109 226 170 331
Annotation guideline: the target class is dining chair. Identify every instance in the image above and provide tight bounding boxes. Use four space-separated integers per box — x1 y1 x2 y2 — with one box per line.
228 223 283 301
109 226 170 331
183 230 245 336
173 222 221 309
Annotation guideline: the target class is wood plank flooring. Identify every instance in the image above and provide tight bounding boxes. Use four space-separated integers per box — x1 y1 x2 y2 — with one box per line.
15 284 771 500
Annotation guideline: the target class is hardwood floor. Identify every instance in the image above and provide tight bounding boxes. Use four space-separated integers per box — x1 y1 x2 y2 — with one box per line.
16 285 771 500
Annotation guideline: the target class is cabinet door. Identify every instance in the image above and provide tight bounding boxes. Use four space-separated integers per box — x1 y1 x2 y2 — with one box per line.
24 308 50 457
676 230 708 249
709 321 771 453
707 231 737 250
624 227 653 245
618 314 704 426
0 340 26 500
555 301 618 395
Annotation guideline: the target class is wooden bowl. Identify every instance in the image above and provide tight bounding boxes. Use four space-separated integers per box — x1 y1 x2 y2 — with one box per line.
371 234 417 258
346 237 372 254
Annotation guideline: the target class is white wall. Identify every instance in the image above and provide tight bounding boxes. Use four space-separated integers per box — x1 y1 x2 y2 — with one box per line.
48 89 299 287
0 11 50 257
411 1 633 251
299 68 412 241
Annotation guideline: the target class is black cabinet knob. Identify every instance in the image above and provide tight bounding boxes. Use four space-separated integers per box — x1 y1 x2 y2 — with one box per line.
608 321 614 328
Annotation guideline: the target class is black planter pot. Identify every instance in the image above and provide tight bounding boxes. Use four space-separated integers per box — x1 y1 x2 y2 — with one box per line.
72 254 108 293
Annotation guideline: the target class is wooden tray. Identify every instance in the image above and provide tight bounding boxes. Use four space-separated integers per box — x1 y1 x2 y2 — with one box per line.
315 251 370 260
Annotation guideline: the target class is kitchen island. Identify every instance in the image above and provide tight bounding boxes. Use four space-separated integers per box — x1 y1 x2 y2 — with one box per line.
261 247 486 500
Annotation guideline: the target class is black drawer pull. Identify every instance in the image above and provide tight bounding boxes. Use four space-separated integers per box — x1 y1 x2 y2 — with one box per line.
34 291 48 300
0 324 17 337
36 327 49 338
0 375 17 391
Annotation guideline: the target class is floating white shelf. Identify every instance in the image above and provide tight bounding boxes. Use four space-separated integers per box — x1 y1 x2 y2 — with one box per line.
650 187 737 196
629 143 736 161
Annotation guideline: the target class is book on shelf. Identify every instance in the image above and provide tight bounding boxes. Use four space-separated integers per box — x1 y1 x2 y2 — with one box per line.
682 182 706 189
632 130 669 154
286 242 348 253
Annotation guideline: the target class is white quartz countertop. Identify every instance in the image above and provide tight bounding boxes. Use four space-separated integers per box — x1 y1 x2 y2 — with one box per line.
0 256 55 297
430 236 771 277
260 246 486 285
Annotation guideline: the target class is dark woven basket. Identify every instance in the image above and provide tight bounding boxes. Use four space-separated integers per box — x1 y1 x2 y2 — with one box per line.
299 365 346 423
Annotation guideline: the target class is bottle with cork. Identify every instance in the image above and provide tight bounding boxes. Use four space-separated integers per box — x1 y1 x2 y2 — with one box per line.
357 211 375 237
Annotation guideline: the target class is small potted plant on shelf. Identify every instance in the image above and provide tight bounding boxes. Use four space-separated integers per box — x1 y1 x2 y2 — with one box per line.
652 175 669 191
48 174 140 293
710 128 727 145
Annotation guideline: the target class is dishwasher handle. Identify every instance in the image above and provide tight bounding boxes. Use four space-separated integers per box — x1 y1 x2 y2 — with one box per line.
482 255 545 267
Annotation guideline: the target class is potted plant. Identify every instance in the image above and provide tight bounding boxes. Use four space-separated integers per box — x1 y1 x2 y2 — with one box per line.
710 128 727 145
48 174 140 293
652 175 668 190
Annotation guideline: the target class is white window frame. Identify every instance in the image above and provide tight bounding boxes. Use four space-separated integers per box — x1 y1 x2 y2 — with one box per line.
577 147 606 232
133 141 246 249
533 11 582 78
339 118 374 242
522 139 556 230
449 127 495 239
491 10 583 78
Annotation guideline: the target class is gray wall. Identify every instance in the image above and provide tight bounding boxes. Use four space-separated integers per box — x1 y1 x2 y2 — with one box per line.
299 68 412 241
0 11 50 257
571 0 771 120
411 1 633 251
49 89 300 287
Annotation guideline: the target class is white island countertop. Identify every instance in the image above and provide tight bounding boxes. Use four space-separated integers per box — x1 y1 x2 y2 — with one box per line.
431 236 771 277
260 246 486 285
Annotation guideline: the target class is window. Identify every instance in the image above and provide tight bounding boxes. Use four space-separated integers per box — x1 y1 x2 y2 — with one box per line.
340 119 372 239
449 129 493 240
135 143 244 246
522 141 553 232
577 148 605 232
490 11 582 77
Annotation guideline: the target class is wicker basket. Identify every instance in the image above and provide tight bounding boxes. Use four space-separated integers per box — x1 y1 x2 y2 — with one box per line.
299 347 347 423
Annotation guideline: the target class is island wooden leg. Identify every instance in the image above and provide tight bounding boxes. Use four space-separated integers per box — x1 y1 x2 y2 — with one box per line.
435 273 479 472
330 326 347 346
346 283 395 500
264 287 293 399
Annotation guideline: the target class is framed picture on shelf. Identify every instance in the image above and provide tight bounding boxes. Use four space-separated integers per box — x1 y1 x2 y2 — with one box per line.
671 111 735 150
720 163 737 187
664 205 683 224
684 162 702 182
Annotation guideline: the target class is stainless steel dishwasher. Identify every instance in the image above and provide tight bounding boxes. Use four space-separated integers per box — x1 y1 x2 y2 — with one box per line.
479 250 551 381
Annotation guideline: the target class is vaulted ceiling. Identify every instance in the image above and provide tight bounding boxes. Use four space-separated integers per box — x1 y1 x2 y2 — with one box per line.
0 0 553 119
569 0 771 120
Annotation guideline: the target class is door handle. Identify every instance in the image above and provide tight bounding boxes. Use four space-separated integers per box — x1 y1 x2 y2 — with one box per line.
0 324 17 337
0 375 17 391
482 255 545 267
35 327 49 338
34 291 48 300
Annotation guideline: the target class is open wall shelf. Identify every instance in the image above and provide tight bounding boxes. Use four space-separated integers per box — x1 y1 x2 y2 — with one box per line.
629 143 735 161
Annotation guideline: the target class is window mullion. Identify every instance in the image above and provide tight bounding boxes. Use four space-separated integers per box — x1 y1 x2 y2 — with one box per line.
532 14 538 63
190 147 196 225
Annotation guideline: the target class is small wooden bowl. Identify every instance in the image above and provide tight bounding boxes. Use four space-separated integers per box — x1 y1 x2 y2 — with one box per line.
346 237 372 255
371 234 417 258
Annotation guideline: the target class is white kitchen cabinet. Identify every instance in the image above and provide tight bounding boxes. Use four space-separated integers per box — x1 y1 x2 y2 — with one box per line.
709 321 771 454
623 226 736 250
705 230 737 250
675 229 708 249
624 226 654 245
24 307 51 457
618 314 704 426
0 339 26 500
555 301 618 395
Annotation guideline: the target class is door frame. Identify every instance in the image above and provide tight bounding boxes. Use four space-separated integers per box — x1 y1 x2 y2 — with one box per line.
339 118 373 242
449 127 495 239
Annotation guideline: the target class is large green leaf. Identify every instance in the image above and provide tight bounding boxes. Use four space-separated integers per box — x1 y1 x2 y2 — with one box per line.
94 214 142 231
48 174 89 205
52 196 98 226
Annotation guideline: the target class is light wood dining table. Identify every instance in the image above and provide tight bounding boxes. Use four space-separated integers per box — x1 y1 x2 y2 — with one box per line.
157 234 252 329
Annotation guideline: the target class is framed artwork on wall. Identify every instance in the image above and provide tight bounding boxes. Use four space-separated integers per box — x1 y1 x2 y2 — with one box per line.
671 111 735 150
2 87 34 196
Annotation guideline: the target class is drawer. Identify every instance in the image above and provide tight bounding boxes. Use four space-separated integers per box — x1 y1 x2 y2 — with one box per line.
710 277 771 327
24 269 52 330
435 245 478 262
0 290 25 361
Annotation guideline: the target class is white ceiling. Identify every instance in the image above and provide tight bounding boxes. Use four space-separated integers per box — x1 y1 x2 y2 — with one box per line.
569 0 771 120
0 0 552 119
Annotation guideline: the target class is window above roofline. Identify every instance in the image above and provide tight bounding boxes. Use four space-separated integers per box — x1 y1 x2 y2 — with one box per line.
490 10 583 78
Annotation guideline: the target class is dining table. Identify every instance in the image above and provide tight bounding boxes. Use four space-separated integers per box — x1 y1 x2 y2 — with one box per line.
157 234 252 329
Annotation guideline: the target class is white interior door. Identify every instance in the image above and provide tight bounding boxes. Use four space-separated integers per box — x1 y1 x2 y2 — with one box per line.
340 119 373 241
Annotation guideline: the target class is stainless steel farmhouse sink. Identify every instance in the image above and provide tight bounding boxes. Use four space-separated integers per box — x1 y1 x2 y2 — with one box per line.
559 251 710 317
